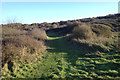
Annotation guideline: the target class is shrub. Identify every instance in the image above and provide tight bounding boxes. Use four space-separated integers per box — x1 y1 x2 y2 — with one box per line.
70 23 116 52
2 35 46 65
72 23 95 40
52 24 58 28
22 24 33 31
91 24 113 38
7 23 22 30
2 27 47 67
2 26 27 36
27 28 47 40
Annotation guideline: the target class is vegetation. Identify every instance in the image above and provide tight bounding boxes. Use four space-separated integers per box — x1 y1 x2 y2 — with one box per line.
70 23 117 53
91 24 113 38
72 23 95 39
1 13 120 79
2 24 47 74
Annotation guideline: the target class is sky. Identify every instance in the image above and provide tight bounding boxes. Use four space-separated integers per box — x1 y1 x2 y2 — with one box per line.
1 2 118 24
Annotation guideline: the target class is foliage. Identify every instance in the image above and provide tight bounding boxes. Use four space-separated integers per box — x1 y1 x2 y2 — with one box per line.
72 23 95 40
2 32 120 79
27 28 47 41
1 13 120 79
91 24 113 38
2 26 47 69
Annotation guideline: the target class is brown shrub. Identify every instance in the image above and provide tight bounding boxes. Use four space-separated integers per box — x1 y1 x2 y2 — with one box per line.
67 22 82 28
91 24 113 38
2 27 47 67
7 23 22 30
27 28 47 40
2 34 46 64
2 27 27 36
72 23 96 40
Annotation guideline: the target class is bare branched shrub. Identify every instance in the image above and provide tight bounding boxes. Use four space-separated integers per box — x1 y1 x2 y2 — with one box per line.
5 17 23 30
72 23 96 40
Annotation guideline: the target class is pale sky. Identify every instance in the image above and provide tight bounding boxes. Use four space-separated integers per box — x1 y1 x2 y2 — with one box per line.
1 2 118 24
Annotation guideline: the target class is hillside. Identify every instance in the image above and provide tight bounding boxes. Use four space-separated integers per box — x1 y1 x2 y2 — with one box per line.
1 13 120 79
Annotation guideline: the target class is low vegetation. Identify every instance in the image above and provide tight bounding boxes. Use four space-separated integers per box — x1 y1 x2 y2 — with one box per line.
91 24 113 38
72 23 95 39
1 13 120 79
2 24 47 75
69 22 118 53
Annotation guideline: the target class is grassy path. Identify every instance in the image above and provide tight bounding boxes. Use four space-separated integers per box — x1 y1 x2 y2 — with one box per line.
39 32 120 79
2 32 120 79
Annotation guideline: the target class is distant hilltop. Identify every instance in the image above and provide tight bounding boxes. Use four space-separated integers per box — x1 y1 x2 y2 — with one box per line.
2 13 120 31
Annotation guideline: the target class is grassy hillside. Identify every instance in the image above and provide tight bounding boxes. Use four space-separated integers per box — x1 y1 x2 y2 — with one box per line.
1 13 120 79
2 31 120 79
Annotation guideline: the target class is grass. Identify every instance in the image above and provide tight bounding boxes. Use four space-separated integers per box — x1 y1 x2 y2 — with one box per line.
2 31 120 79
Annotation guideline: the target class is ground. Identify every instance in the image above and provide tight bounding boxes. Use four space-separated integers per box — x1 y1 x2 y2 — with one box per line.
2 32 120 79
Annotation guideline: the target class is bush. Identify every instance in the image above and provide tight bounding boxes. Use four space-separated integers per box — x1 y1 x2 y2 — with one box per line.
7 23 23 30
51 24 58 28
72 23 95 40
2 27 47 67
71 23 116 52
27 28 47 40
91 24 113 38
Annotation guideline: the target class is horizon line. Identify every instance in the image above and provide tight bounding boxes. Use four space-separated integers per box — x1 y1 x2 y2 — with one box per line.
1 13 118 25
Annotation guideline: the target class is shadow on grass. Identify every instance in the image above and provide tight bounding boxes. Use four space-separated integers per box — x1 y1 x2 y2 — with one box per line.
46 26 74 37
46 32 106 66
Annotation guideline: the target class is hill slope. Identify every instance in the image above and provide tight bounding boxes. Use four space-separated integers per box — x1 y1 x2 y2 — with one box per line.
1 13 120 79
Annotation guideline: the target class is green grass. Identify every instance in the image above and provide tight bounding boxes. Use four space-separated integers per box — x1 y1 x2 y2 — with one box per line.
2 32 120 79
